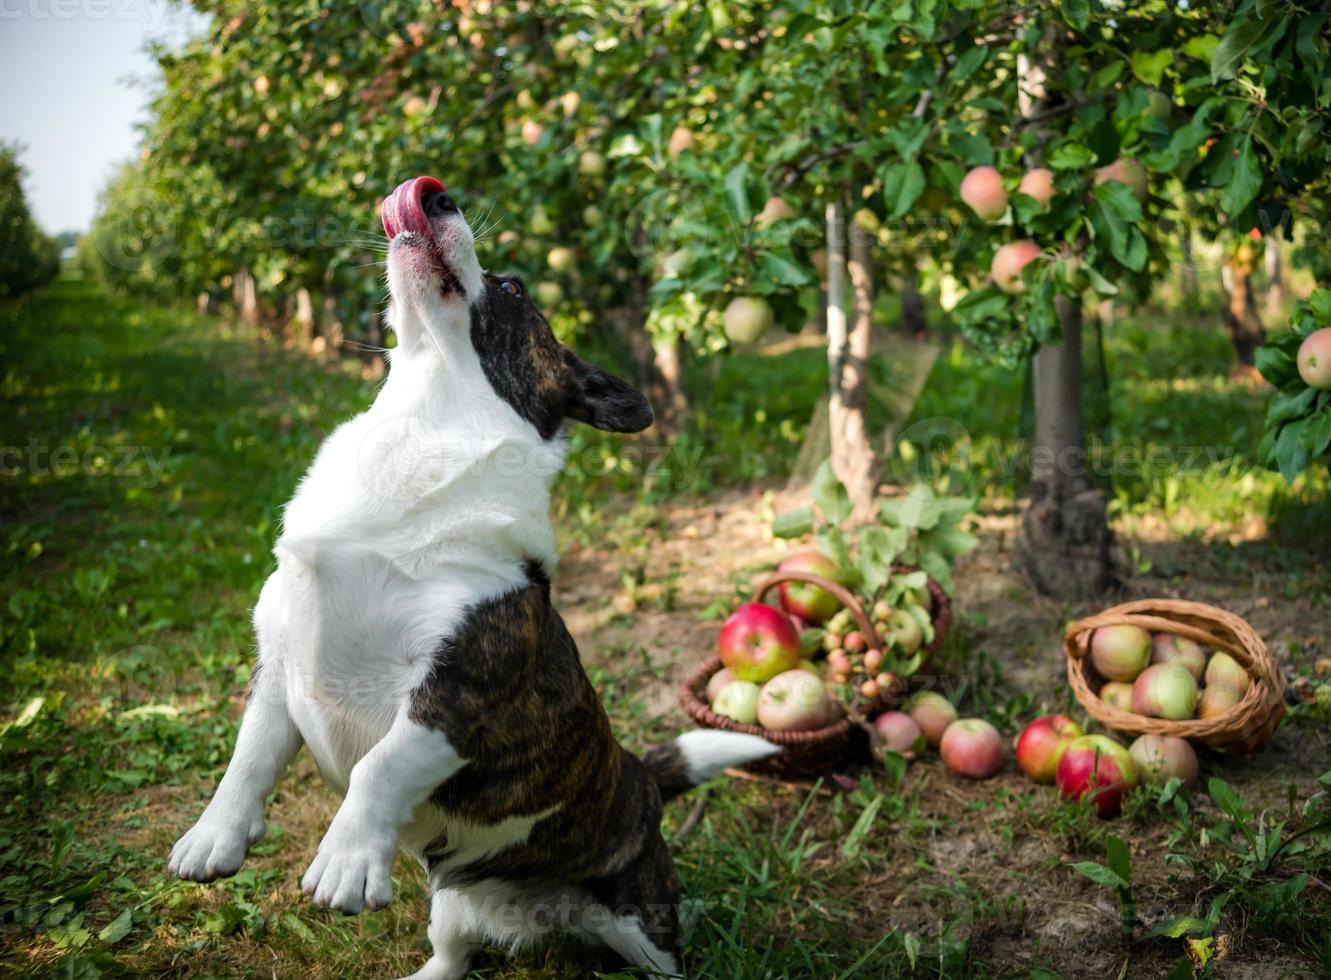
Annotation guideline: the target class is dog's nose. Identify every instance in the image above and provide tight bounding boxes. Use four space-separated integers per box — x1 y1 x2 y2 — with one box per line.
422 190 459 218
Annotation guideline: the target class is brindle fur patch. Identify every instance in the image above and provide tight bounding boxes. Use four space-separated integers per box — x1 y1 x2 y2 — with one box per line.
469 275 652 439
407 559 682 958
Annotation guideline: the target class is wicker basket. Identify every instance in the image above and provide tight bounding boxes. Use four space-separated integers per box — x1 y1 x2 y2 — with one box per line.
677 568 951 779
1065 598 1285 753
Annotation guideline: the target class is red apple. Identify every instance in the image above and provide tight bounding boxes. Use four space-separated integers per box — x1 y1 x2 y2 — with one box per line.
1015 715 1085 783
1091 624 1152 681
1297 328 1331 390
1151 633 1206 681
1094 158 1148 203
711 680 760 724
1017 168 1055 207
776 551 842 623
874 711 925 757
718 603 801 682
706 667 736 704
1197 683 1244 719
667 125 695 159
1056 734 1138 817
1099 681 1135 712
991 240 1041 294
905 691 959 747
757 670 833 731
960 165 1007 221
1132 664 1198 720
1204 652 1251 693
1129 735 1199 788
940 718 1005 778
755 195 796 227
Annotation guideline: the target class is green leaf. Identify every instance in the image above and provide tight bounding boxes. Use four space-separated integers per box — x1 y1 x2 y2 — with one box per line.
1105 835 1131 884
1070 861 1129 890
1208 778 1253 827
1268 385 1316 424
882 160 925 219
1061 0 1090 31
1255 344 1296 386
1219 137 1262 216
1149 915 1210 939
1182 34 1220 62
1131 49 1173 86
772 507 814 539
724 164 751 225
98 909 132 945
841 794 884 858
812 460 852 524
1047 142 1097 171
1307 410 1331 457
1212 16 1268 83
1310 289 1331 323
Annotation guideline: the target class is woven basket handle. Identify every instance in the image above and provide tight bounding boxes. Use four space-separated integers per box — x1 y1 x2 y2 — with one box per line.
751 571 879 646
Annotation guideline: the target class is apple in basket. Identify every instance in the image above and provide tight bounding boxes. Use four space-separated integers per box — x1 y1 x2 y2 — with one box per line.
718 603 801 682
1090 625 1152 681
775 551 843 624
757 669 837 731
1151 633 1206 681
711 680 761 725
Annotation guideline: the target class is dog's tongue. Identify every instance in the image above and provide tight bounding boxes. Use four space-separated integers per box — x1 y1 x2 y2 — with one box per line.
381 175 445 240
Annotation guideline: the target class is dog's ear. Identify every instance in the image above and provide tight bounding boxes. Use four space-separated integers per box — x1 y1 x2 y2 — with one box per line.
563 350 653 433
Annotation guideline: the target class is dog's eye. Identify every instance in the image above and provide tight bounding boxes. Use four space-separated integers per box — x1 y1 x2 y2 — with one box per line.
500 280 522 297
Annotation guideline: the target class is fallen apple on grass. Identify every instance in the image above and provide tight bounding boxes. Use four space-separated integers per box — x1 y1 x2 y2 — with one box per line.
1129 734 1199 788
711 680 760 724
905 692 959 747
1091 624 1153 681
1015 715 1085 783
1151 633 1206 680
1056 734 1138 818
1132 663 1199 720
757 669 835 731
940 718 1005 778
873 711 925 757
776 551 843 623
718 603 801 682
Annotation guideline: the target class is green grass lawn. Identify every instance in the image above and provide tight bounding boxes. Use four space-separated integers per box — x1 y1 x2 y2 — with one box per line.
2 279 1329 978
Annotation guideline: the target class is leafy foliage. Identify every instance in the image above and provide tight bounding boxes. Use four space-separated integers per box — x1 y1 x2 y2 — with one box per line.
0 145 60 302
1256 290 1331 482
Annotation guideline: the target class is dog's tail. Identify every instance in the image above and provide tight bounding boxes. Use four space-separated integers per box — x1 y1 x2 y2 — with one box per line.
641 730 781 803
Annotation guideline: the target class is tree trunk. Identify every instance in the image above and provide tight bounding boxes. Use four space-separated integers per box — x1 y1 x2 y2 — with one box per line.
651 334 690 433
234 267 258 325
1013 45 1114 598
1016 296 1116 597
1221 252 1264 367
1264 236 1283 322
293 287 316 347
826 201 877 514
901 266 926 337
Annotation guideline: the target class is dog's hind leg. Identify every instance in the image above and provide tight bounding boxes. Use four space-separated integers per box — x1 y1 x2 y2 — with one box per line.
398 888 480 980
580 832 684 979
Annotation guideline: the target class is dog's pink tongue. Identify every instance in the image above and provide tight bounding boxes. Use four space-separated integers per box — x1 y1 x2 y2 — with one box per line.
381 175 445 240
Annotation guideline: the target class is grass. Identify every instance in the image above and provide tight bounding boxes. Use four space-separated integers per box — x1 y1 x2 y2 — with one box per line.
2 278 1329 978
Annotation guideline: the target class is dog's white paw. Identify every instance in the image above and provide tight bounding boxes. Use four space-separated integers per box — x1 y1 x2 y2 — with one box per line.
301 817 395 915
168 801 265 882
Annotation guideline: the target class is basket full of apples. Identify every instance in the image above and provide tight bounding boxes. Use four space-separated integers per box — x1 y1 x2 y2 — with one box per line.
677 560 951 779
1065 598 1286 753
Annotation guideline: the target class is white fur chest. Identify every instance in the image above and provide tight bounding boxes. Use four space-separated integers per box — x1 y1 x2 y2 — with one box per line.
252 349 565 795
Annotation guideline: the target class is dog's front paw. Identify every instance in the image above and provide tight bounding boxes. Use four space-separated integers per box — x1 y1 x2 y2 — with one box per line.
301 817 395 915
168 801 265 882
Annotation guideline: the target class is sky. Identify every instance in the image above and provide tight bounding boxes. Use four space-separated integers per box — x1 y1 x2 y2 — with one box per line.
0 1 206 235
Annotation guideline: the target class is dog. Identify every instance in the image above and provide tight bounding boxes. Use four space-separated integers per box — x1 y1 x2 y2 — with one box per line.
167 175 779 979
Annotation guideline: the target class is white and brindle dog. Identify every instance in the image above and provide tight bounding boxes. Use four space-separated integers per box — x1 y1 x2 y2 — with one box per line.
167 176 778 979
